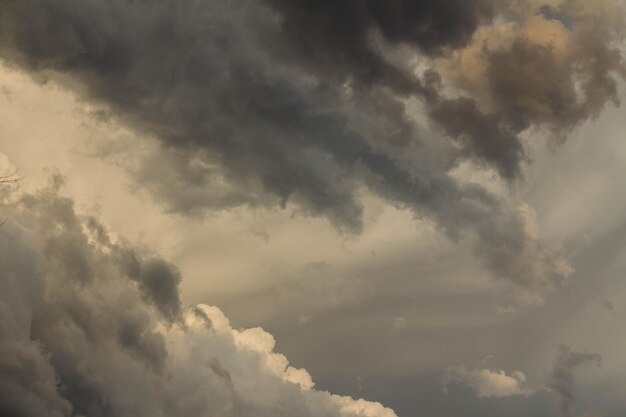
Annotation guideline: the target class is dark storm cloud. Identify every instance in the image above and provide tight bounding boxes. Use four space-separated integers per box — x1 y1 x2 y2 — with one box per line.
0 182 398 416
264 0 625 180
549 345 602 417
83 217 184 323
264 0 494 91
427 96 526 179
0 342 73 417
0 215 73 417
0 0 623 294
134 259 183 323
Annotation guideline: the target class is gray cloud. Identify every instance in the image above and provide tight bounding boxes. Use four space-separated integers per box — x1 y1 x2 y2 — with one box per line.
0 214 73 417
263 0 626 180
0 181 398 416
129 257 183 324
263 0 495 92
549 345 602 417
0 342 73 417
82 217 183 323
427 96 526 179
0 0 623 298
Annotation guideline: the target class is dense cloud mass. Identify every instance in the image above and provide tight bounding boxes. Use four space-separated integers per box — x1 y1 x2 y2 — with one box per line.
0 181 397 417
263 0 495 92
1 0 621 300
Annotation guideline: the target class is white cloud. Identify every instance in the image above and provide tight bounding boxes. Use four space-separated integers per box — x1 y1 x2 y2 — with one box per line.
443 365 535 399
167 304 397 416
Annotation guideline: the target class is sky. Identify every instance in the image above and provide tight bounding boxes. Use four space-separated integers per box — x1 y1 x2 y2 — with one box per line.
0 1 625 416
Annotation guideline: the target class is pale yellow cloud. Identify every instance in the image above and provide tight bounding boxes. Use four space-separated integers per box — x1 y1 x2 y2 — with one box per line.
443 365 536 398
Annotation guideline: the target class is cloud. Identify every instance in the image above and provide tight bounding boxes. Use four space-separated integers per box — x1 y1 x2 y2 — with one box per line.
549 345 602 417
263 0 495 92
442 365 534 398
267 0 626 179
0 180 397 416
0 0 622 300
437 0 626 153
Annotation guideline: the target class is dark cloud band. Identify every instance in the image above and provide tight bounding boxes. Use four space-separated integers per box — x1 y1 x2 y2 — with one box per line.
0 0 623 295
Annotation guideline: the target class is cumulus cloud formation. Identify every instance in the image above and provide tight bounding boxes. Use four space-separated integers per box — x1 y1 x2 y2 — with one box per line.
0 180 397 417
549 345 602 417
1 0 619 301
442 365 534 399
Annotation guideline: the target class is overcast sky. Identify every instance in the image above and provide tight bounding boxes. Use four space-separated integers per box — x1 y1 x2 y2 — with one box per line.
1 1 625 416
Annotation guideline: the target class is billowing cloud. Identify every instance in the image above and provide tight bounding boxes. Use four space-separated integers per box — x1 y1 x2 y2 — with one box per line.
549 345 602 417
436 0 626 164
266 0 626 179
442 365 534 398
263 0 495 92
1 0 615 301
0 179 397 416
